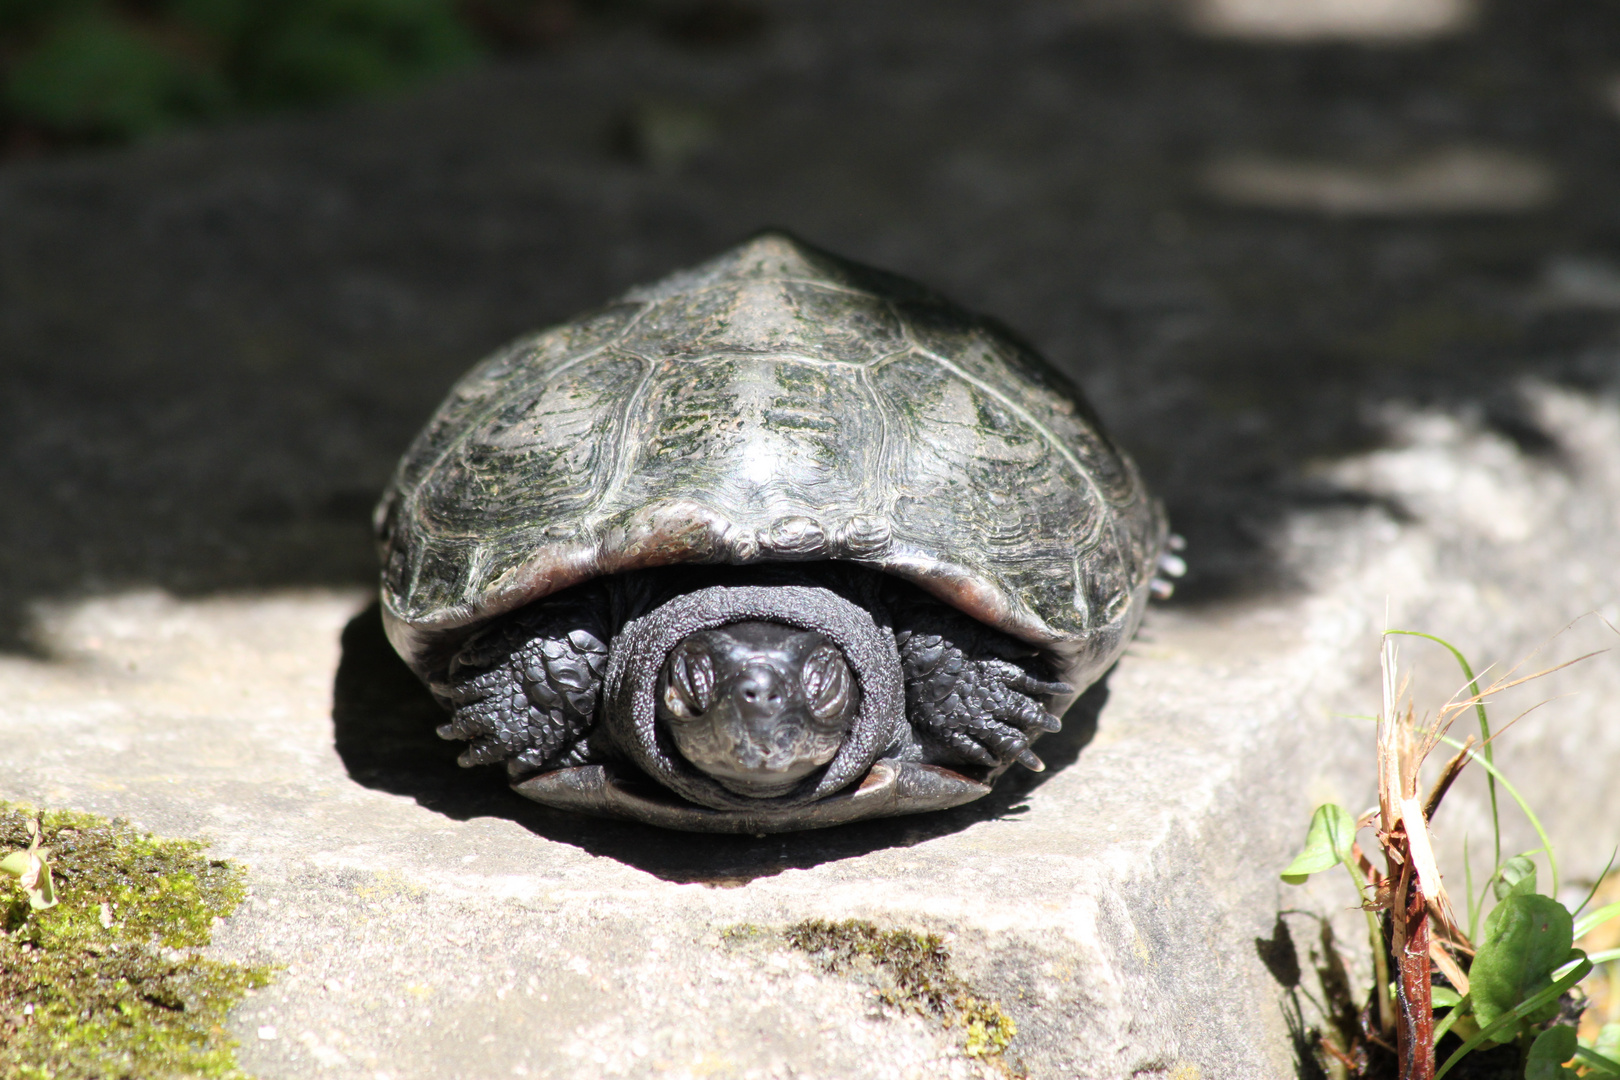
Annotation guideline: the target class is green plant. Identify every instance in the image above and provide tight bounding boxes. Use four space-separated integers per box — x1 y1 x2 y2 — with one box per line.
0 2 763 153
1280 629 1620 1080
1 0 482 145
0 817 55 911
0 802 272 1079
4 9 226 138
223 0 482 109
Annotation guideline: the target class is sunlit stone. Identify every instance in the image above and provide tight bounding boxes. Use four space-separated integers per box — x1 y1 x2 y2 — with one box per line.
1201 147 1556 215
1189 0 1475 41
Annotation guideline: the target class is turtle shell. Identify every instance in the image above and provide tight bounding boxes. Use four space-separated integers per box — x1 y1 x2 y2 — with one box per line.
377 231 1166 701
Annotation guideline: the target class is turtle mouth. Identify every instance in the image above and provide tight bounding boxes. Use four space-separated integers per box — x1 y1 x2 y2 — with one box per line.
664 699 844 799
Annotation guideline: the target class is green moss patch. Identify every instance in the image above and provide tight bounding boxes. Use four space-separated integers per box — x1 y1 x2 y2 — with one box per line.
784 919 1020 1073
0 803 271 1080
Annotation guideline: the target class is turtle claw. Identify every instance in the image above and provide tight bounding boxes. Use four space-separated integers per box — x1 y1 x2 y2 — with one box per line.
1151 540 1189 600
1016 749 1046 772
1028 709 1063 733
1004 669 1072 701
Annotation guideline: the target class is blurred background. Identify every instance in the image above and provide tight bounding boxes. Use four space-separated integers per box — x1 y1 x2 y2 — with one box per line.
0 0 1615 627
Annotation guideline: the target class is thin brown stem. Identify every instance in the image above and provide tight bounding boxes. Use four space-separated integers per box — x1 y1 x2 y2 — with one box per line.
1320 1035 1359 1072
1391 838 1434 1080
1421 737 1474 823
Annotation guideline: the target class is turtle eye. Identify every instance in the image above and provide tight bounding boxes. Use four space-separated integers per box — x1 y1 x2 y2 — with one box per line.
802 646 855 728
661 642 715 720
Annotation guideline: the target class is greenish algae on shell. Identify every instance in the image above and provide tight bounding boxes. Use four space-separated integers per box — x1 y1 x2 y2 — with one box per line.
376 231 1165 711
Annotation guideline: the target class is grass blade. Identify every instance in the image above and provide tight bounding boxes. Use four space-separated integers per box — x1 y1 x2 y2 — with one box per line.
1576 1046 1620 1076
1465 834 1480 944
1437 735 1558 896
1575 849 1620 920
1576 900 1620 940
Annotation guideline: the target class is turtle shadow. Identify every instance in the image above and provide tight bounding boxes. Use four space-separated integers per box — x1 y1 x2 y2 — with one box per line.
332 601 1103 884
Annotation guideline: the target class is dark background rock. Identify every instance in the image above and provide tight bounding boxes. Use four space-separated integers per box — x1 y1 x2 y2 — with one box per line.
3 0 1619 641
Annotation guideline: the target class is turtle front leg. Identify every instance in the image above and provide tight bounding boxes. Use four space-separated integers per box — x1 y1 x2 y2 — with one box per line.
892 601 1071 772
431 587 610 773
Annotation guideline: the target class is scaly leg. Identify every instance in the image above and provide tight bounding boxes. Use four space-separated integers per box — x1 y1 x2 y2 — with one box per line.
891 598 1071 772
431 586 610 772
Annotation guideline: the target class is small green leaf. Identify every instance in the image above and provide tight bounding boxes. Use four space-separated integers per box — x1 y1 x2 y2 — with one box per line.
1 846 57 909
1469 893 1574 1030
1493 854 1538 900
1526 1026 1578 1080
1431 985 1463 1008
29 853 56 909
1280 804 1357 884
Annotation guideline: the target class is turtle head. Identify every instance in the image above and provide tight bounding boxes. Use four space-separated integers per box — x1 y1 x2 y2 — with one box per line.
655 621 859 798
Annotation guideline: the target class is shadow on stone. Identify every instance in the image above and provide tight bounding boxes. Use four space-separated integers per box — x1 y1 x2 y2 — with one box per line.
1257 913 1331 1080
332 601 1103 884
1255 912 1301 990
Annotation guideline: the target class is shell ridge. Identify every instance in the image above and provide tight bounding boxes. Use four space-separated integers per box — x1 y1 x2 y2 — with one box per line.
855 363 893 504
863 348 917 371
853 363 896 542
402 300 654 514
617 347 869 370
899 320 1109 544
628 277 878 305
770 277 885 299
581 353 660 536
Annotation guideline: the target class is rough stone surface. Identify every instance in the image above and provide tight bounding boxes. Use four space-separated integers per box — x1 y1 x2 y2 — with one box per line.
3 1 1620 1077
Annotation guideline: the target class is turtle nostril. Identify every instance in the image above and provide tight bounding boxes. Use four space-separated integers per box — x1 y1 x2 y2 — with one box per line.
734 667 785 718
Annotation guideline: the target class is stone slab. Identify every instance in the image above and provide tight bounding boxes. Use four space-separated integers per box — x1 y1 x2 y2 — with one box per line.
3 381 1617 1078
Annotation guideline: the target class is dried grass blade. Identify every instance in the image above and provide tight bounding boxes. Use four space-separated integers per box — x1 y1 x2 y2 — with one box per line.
1422 738 1474 822
1429 939 1469 996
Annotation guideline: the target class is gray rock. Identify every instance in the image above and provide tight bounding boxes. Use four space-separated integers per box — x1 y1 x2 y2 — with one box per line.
2 0 1619 1076
1201 147 1558 215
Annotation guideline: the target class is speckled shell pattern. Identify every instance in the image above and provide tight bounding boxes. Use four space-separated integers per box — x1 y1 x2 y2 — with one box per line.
376 232 1166 703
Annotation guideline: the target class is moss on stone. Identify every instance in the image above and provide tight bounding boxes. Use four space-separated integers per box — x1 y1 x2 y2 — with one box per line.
0 803 271 1080
785 919 1020 1073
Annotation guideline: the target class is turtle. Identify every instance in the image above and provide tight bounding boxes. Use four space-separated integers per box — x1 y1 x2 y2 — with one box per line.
374 231 1182 833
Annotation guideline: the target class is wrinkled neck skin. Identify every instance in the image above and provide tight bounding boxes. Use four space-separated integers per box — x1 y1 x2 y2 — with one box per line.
594 565 915 812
